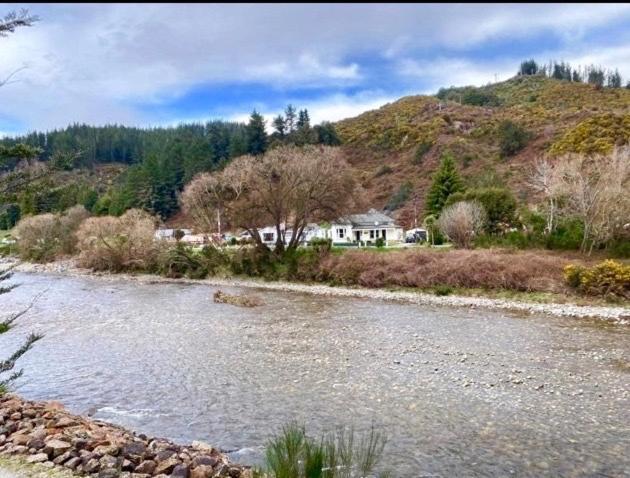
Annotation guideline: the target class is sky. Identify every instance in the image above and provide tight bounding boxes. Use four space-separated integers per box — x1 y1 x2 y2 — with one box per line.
2 3 630 136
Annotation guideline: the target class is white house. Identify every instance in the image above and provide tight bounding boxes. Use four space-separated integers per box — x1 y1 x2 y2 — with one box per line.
329 209 404 246
236 223 328 247
154 228 192 241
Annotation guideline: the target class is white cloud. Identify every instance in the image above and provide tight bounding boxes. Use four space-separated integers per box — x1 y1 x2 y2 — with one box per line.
0 3 630 133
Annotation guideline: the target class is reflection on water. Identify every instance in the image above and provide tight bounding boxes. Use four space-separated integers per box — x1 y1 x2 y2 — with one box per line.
1 272 628 477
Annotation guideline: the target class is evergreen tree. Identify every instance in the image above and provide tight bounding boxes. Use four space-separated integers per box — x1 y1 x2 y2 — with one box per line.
245 110 268 156
607 69 622 88
313 122 341 146
284 105 297 133
272 114 286 137
425 152 464 216
518 59 539 76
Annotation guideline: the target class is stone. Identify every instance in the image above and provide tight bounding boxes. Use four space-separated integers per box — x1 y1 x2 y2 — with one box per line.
154 457 180 475
72 437 89 450
123 441 147 457
191 441 215 452
134 460 157 474
213 464 230 477
64 457 82 470
53 451 72 464
192 455 218 468
228 467 241 477
26 452 49 463
190 465 213 478
84 457 101 473
29 428 48 440
9 433 30 446
171 464 190 477
98 469 120 478
156 449 176 462
56 416 78 427
10 412 21 421
100 454 120 468
10 445 28 454
45 438 72 457
27 438 45 449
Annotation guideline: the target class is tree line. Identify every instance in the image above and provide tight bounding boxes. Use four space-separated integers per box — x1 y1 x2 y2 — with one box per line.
518 59 628 89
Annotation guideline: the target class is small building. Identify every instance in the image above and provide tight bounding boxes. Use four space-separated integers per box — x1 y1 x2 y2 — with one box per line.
329 209 404 246
154 228 192 241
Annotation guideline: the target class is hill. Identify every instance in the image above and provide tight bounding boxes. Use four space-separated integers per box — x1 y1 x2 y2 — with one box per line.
1 75 629 230
335 75 630 227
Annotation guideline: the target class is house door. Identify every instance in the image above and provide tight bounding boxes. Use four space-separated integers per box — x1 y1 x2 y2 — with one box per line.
355 231 361 242
381 229 387 240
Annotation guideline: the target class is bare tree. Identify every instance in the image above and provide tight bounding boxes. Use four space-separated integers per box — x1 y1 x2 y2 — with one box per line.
527 158 563 234
181 145 357 255
438 200 487 249
555 146 630 254
0 9 39 87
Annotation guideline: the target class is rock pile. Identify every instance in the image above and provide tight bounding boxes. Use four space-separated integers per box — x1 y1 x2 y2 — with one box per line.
0 395 250 478
213 291 263 308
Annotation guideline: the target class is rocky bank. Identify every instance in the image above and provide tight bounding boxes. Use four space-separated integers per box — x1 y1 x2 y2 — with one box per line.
0 395 250 478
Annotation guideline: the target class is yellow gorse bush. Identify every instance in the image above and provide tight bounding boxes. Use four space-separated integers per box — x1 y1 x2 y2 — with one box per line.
564 260 630 299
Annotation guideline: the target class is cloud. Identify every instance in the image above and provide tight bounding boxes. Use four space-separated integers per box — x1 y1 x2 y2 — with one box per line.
0 3 629 133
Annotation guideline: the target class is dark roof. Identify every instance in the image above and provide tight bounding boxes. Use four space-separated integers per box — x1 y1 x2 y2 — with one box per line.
336 209 399 228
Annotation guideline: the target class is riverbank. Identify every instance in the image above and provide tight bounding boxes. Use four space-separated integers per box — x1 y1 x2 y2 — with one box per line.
0 394 249 478
4 258 629 322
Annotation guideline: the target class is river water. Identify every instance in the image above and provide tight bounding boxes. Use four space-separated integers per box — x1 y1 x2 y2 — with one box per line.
1 272 628 477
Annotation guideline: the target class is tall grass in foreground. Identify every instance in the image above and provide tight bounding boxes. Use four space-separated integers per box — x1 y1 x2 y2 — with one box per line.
255 422 391 478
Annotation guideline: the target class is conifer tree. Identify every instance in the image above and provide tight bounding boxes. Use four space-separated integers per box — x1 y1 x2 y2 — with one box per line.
425 152 465 216
246 110 268 156
284 105 297 134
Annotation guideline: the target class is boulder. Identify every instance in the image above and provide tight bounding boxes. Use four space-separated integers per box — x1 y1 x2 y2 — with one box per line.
171 464 190 477
192 455 218 468
64 456 82 470
190 465 213 478
45 438 72 457
134 460 157 474
154 456 180 475
26 452 49 463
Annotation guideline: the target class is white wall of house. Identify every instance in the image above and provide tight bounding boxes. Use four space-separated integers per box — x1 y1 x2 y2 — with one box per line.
329 223 403 245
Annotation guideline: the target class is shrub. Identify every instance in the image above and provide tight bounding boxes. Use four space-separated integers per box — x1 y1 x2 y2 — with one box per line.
434 285 454 296
438 201 487 248
375 237 385 248
319 249 568 292
446 187 517 233
76 209 157 272
385 181 412 211
564 260 630 299
413 141 432 165
261 421 389 478
497 120 530 157
13 205 89 262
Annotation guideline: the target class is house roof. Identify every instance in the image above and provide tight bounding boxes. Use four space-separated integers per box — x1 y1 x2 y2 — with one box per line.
335 209 399 228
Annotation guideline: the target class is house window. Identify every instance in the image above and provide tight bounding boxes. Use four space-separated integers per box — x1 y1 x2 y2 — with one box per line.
337 228 345 239
369 230 374 239
263 232 274 242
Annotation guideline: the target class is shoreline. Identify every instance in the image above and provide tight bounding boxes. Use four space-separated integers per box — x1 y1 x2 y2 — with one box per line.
4 258 629 323
0 394 249 478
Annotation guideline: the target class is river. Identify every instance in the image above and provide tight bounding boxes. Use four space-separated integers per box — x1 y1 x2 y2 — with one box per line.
1 272 628 477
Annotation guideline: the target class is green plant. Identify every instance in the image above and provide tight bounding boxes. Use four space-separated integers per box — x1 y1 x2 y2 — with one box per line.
412 141 432 165
497 120 530 157
375 237 385 248
385 181 412 211
262 422 389 478
433 285 454 296
564 260 630 299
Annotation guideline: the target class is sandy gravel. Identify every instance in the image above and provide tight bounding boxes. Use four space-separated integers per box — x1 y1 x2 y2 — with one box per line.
4 257 629 323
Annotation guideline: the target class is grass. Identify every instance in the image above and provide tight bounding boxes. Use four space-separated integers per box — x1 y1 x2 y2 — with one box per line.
256 422 390 478
0 456 75 478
